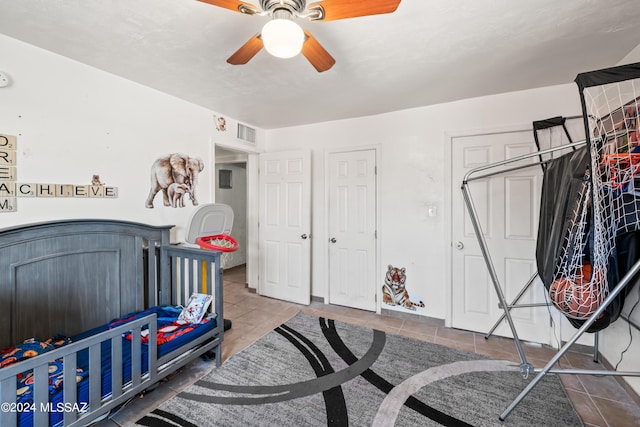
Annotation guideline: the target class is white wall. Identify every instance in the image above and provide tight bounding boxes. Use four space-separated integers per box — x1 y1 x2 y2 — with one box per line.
266 84 584 316
0 34 263 242
619 43 640 65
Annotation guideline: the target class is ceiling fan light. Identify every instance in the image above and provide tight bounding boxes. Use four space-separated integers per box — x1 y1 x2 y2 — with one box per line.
262 18 304 59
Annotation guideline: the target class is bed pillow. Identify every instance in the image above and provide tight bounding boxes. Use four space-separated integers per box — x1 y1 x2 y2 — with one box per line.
178 293 213 323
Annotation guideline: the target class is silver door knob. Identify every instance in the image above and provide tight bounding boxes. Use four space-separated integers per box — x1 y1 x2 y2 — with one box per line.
455 241 464 250
301 234 308 240
330 237 337 243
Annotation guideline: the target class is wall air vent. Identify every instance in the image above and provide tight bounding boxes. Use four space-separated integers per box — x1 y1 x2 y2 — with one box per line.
237 123 256 144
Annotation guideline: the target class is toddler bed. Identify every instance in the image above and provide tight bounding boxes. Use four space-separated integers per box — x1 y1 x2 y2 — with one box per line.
0 219 224 426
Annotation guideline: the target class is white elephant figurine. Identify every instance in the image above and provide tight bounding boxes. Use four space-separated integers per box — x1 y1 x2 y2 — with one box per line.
145 153 204 208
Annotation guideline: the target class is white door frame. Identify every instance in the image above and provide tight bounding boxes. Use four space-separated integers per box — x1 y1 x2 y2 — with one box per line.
211 140 260 290
443 124 534 328
324 145 382 312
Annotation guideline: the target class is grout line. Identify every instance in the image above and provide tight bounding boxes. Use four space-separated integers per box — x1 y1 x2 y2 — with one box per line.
587 392 610 427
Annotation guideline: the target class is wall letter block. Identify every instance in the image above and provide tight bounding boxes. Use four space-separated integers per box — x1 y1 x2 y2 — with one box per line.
0 182 15 196
0 149 16 165
17 183 36 197
0 134 16 150
56 185 74 197
74 185 89 197
0 198 16 212
0 166 16 180
104 187 118 198
36 184 56 197
89 185 104 197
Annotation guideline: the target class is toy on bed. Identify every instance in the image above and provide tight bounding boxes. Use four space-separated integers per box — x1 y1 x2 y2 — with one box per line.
0 219 225 427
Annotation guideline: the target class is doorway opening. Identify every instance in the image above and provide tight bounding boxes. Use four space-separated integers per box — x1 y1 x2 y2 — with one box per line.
215 145 249 284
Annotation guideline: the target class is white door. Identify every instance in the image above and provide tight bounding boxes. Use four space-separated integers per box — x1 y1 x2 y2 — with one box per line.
259 150 311 305
451 130 552 345
327 149 377 311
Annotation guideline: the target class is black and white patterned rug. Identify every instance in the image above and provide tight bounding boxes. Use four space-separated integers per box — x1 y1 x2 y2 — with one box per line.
135 312 581 426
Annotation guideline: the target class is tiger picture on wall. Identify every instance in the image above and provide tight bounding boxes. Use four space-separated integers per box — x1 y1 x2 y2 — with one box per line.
382 265 425 311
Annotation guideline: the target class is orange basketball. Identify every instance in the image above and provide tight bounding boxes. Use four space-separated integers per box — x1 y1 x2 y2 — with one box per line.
579 263 592 282
575 287 603 317
549 277 570 306
554 279 578 315
561 282 603 318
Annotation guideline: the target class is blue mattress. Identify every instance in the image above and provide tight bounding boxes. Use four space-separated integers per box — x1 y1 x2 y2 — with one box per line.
11 306 217 427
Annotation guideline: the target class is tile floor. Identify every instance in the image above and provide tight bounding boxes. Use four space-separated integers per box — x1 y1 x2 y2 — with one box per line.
99 265 640 427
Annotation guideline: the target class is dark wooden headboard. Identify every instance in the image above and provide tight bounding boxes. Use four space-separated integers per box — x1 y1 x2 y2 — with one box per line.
0 219 172 349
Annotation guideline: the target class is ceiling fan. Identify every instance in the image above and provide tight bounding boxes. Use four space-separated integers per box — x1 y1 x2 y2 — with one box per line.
199 0 402 72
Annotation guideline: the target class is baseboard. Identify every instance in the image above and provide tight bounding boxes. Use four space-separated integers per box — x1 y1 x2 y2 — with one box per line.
311 295 324 303
381 308 445 326
223 264 245 272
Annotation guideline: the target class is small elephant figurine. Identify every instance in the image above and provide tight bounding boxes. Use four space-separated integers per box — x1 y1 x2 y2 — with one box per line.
145 153 204 208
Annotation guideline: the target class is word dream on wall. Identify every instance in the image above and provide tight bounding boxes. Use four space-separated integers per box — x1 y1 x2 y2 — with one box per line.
0 133 118 213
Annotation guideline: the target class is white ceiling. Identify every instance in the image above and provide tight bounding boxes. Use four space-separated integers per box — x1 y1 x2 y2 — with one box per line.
1 0 639 129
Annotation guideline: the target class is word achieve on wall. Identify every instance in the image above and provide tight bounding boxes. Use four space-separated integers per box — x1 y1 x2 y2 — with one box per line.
0 133 118 213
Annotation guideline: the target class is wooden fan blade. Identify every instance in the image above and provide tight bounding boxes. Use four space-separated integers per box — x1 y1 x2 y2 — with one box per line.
308 0 401 21
227 34 263 65
198 0 258 15
301 31 336 73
